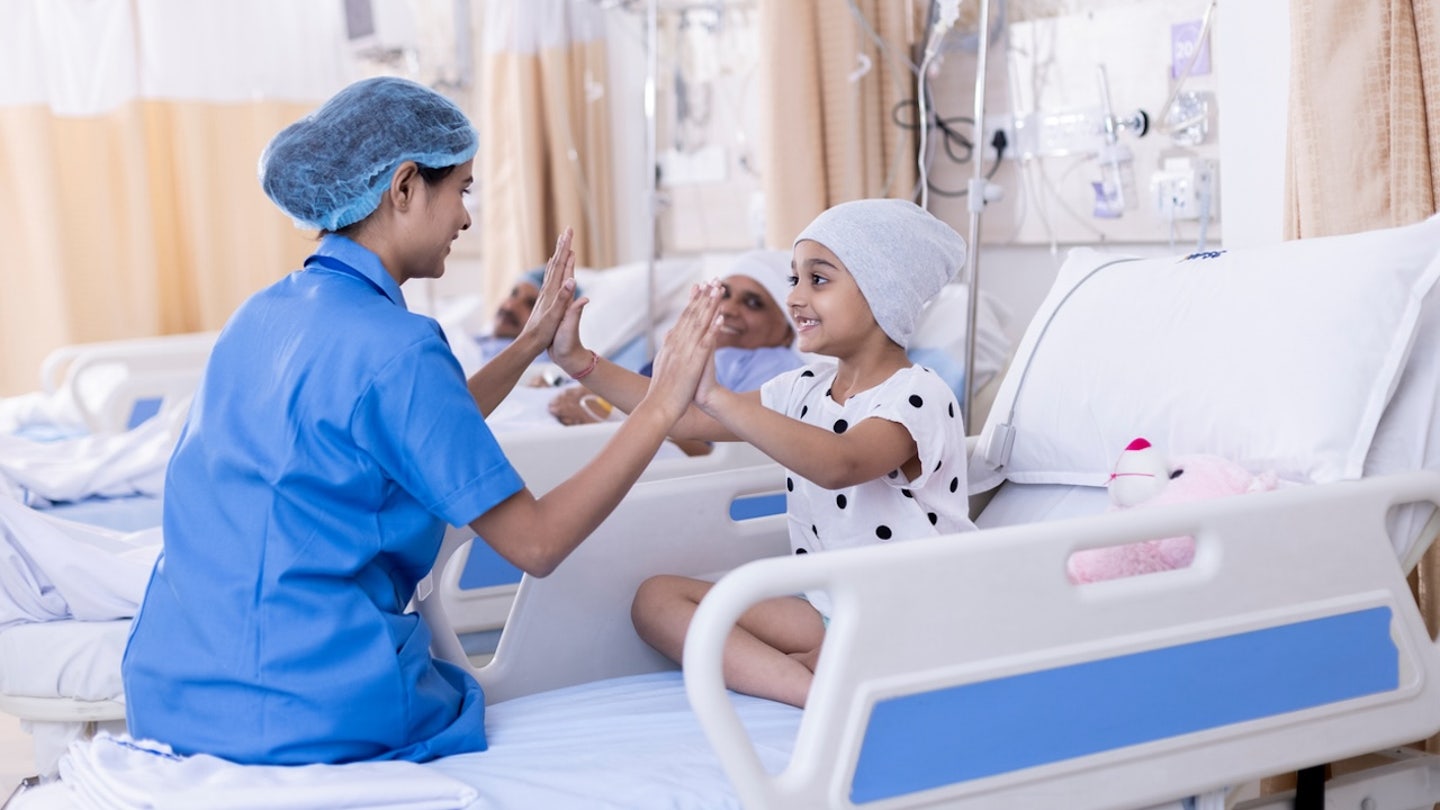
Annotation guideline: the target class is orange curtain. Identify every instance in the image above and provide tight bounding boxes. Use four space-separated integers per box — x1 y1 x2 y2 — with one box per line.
755 0 920 247
479 0 615 311
1285 0 1439 238
0 101 317 396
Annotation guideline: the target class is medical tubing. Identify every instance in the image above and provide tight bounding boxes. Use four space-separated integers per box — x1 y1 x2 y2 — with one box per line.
986 256 1143 467
1157 0 1217 130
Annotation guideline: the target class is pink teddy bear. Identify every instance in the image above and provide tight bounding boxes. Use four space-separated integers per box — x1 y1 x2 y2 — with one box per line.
1066 437 1279 583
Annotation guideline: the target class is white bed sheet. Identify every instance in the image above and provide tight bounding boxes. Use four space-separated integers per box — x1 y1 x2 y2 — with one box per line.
0 620 127 702
975 481 1110 529
11 672 800 810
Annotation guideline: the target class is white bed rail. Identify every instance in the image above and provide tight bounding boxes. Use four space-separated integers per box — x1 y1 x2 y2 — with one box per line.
38 332 216 434
436 424 772 635
686 471 1440 810
419 461 790 704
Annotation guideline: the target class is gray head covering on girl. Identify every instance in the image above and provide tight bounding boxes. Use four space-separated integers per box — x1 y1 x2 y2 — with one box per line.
793 198 967 348
259 76 478 231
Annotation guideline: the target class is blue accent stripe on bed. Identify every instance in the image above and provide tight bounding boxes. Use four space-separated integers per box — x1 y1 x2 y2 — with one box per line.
849 607 1398 804
729 492 786 521
458 539 524 589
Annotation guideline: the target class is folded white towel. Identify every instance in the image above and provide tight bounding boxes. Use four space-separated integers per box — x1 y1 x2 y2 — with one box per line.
56 732 478 810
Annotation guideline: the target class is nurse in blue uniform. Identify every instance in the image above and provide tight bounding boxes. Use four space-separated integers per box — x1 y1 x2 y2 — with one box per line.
121 76 723 766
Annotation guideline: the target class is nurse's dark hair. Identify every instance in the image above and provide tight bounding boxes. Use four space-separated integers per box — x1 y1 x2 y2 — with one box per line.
321 163 459 237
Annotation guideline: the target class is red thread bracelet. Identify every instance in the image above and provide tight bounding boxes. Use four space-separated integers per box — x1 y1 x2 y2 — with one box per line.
571 350 599 381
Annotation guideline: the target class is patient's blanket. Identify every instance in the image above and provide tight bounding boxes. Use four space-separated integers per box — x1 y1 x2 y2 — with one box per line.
0 497 159 629
0 397 188 507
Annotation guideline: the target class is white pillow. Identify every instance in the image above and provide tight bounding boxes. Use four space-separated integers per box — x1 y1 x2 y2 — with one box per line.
910 283 1012 390
970 214 1440 494
574 257 702 357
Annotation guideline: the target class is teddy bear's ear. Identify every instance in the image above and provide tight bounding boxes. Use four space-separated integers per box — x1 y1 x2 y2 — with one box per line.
1109 439 1171 507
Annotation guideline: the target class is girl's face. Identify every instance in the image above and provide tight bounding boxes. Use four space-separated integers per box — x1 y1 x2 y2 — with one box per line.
787 240 880 357
715 274 792 350
400 159 474 283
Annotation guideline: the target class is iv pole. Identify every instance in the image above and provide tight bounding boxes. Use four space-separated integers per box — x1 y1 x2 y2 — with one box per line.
960 0 999 436
643 0 660 361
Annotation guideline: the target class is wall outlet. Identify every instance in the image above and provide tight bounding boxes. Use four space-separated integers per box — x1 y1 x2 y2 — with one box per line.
982 113 1017 160
1151 157 1216 221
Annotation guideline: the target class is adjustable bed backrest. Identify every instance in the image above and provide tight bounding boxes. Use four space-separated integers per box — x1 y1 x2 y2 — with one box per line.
970 215 1440 561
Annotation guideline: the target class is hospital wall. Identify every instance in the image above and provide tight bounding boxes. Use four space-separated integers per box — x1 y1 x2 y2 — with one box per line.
610 0 1291 350
1 0 1291 394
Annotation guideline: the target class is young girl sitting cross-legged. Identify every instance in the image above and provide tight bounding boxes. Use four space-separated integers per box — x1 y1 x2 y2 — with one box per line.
549 198 978 708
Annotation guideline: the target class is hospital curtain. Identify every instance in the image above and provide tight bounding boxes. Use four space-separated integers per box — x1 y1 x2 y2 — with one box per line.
755 0 920 248
0 102 315 396
0 0 360 397
479 0 615 311
1284 0 1439 238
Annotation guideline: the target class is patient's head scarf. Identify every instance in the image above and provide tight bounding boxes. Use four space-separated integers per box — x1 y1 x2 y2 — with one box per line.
725 249 794 316
259 76 478 232
793 199 967 348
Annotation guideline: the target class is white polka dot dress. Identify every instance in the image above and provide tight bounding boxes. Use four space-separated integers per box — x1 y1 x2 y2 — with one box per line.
760 363 977 617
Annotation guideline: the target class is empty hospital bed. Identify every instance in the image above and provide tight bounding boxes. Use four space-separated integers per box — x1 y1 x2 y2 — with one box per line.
11 213 1440 809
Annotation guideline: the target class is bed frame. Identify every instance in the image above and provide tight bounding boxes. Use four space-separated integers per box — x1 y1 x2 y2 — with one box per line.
37 332 215 435
417 461 1440 809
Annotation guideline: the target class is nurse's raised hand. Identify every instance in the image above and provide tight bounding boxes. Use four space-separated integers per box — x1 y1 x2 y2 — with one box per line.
518 227 585 348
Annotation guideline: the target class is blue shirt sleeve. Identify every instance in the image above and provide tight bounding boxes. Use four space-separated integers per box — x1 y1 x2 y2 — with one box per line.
352 337 524 527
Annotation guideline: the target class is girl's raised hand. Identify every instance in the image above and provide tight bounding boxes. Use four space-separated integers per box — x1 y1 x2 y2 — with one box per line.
519 227 585 349
645 280 725 421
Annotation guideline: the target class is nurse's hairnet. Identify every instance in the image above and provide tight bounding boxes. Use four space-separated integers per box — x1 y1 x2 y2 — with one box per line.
259 76 478 232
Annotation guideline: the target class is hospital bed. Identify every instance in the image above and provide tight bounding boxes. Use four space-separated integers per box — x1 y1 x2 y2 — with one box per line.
10 213 1440 809
416 213 1440 809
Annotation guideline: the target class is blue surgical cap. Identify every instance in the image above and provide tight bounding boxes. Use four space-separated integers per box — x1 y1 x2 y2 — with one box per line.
259 76 478 232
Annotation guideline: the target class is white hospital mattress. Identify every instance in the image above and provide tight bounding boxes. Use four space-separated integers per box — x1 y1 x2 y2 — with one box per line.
12 671 800 810
0 620 127 702
975 482 1110 529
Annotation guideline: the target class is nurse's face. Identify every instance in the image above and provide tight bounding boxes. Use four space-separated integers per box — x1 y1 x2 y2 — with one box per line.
405 159 474 283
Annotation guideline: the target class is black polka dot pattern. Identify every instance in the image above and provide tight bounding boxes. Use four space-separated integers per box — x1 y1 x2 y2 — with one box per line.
888 470 899 479
812 525 818 536
948 403 955 418
901 489 913 498
795 548 808 554
908 395 923 407
876 525 892 539
836 494 847 509
928 512 938 525
801 370 815 378
833 419 848 434
786 477 794 492
950 477 959 493
800 405 808 418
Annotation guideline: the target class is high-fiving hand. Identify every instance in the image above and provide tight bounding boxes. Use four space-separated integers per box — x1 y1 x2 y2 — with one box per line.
518 228 586 351
644 280 725 423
